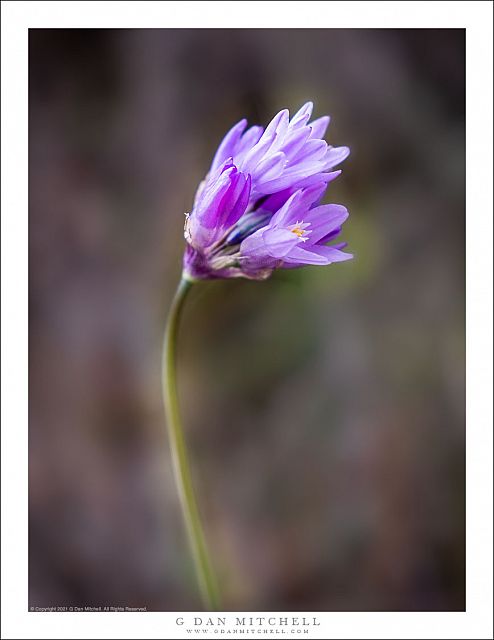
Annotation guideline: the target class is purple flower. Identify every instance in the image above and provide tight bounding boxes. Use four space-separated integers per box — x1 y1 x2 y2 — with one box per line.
183 103 352 280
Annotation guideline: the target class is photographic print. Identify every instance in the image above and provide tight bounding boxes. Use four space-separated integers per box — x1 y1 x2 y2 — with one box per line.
2 3 492 638
28 26 466 613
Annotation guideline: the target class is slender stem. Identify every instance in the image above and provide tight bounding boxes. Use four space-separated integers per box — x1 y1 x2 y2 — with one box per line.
162 277 220 610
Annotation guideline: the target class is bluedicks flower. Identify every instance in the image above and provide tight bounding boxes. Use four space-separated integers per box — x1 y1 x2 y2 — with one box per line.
162 103 353 611
183 102 352 280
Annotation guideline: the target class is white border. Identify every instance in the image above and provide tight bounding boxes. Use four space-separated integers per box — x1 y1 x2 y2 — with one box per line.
2 2 492 639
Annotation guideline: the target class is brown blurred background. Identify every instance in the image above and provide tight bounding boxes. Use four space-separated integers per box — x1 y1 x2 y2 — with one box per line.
29 29 465 611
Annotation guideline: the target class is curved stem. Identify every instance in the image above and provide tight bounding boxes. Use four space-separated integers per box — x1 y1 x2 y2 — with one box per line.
162 277 220 610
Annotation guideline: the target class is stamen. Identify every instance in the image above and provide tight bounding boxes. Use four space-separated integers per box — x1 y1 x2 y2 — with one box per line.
288 220 311 242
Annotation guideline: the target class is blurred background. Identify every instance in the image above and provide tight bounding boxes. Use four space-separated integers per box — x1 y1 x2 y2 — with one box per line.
29 29 465 611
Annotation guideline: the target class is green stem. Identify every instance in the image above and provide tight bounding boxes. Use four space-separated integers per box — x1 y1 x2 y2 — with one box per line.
162 277 220 610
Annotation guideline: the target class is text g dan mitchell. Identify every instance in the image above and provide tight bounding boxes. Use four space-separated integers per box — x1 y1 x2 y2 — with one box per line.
176 617 321 628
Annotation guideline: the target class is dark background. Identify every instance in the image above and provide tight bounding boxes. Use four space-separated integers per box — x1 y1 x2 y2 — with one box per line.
29 29 465 611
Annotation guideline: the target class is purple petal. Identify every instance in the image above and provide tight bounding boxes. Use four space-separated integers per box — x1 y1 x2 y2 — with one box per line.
294 170 341 189
210 119 247 171
324 146 350 169
283 245 329 265
303 204 349 243
223 174 251 229
242 110 289 172
307 244 353 262
272 183 328 225
193 159 235 209
298 182 328 210
241 131 277 173
331 241 348 250
257 167 326 193
279 126 312 160
319 226 342 244
258 188 294 214
309 116 330 139
254 151 286 182
216 171 244 225
235 125 264 156
267 111 291 154
289 138 327 165
264 108 290 139
262 227 300 258
290 102 314 128
269 190 306 226
240 226 298 259
196 166 237 228
219 171 243 211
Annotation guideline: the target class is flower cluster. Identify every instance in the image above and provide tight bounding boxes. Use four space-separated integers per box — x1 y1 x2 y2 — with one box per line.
183 102 352 280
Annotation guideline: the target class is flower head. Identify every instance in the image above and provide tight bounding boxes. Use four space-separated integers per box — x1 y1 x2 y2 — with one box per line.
183 103 352 280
